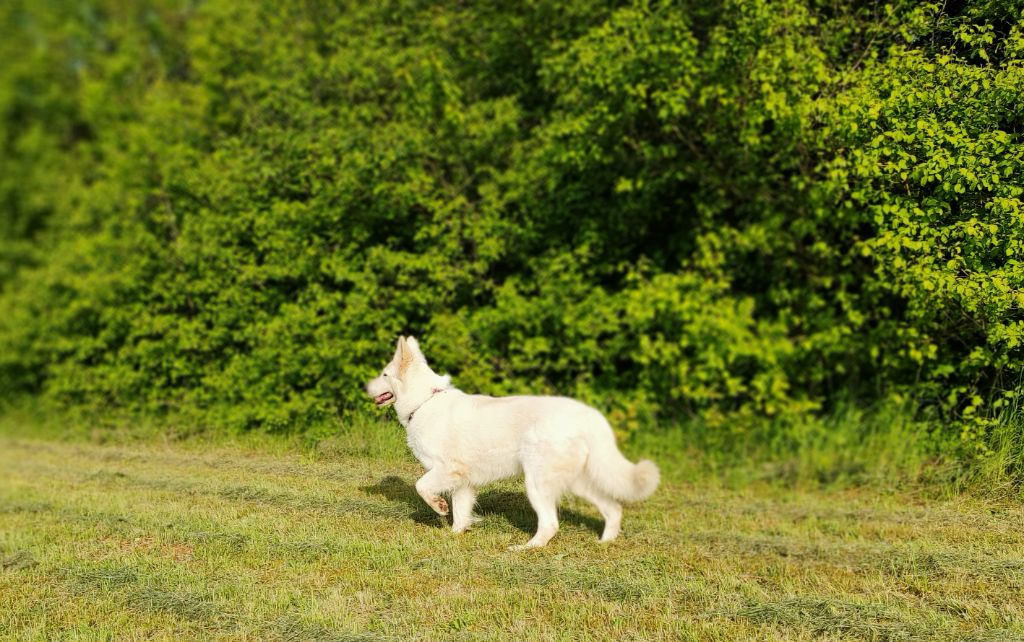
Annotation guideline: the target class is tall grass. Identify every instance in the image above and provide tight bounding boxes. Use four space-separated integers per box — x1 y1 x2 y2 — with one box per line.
949 409 1024 499
1 396 1020 494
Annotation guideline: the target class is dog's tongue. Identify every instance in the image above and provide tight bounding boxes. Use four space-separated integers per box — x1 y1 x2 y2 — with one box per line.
375 392 393 405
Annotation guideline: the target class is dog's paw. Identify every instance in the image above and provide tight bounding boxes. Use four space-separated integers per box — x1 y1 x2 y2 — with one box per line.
452 515 478 533
433 497 449 515
507 543 539 552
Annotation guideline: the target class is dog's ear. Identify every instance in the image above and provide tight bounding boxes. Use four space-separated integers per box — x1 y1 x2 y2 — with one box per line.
406 336 420 354
406 336 428 364
397 336 417 376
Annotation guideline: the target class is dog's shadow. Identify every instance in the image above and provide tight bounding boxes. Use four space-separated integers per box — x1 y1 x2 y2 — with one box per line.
361 476 604 536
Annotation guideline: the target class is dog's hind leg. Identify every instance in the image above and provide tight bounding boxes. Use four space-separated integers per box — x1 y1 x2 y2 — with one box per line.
451 486 477 533
510 434 588 550
513 459 586 550
509 472 560 550
570 478 623 542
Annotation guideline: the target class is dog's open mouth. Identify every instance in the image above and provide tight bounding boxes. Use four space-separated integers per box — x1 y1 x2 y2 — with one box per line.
374 392 394 406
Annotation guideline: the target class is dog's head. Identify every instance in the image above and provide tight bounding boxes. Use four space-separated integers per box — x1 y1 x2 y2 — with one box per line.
365 336 427 408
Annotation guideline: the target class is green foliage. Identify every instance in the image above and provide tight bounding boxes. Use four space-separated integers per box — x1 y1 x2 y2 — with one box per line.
0 0 1021 459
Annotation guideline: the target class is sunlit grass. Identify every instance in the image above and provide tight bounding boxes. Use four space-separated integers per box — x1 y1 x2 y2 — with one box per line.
2 433 1022 640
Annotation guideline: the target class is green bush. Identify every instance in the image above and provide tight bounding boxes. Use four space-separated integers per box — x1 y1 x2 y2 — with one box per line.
0 0 1021 458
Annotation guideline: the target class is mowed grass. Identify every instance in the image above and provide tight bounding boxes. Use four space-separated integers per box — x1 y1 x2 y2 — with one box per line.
1 436 1023 641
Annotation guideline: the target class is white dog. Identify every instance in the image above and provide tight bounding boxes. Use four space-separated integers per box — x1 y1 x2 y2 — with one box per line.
365 336 659 549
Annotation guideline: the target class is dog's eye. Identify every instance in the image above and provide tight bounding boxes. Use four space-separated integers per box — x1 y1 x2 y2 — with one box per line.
382 373 388 377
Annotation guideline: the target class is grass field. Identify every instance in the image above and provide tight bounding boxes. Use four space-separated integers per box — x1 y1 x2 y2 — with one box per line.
2 434 1023 641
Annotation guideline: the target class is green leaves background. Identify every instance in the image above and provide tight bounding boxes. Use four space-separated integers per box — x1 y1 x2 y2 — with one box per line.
0 1 1021 450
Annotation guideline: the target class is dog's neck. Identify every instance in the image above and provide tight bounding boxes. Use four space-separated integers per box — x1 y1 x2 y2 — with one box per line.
399 386 449 426
394 367 453 428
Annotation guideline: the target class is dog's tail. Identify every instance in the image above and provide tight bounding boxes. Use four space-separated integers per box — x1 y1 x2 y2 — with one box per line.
585 423 660 503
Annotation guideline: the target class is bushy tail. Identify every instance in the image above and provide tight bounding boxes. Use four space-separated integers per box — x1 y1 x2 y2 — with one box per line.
585 426 660 502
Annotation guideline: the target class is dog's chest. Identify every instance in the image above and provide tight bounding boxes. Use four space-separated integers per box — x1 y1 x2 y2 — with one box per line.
405 424 442 469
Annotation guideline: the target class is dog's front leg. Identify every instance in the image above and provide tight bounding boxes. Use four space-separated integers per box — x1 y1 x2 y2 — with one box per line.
451 486 477 533
414 469 454 516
